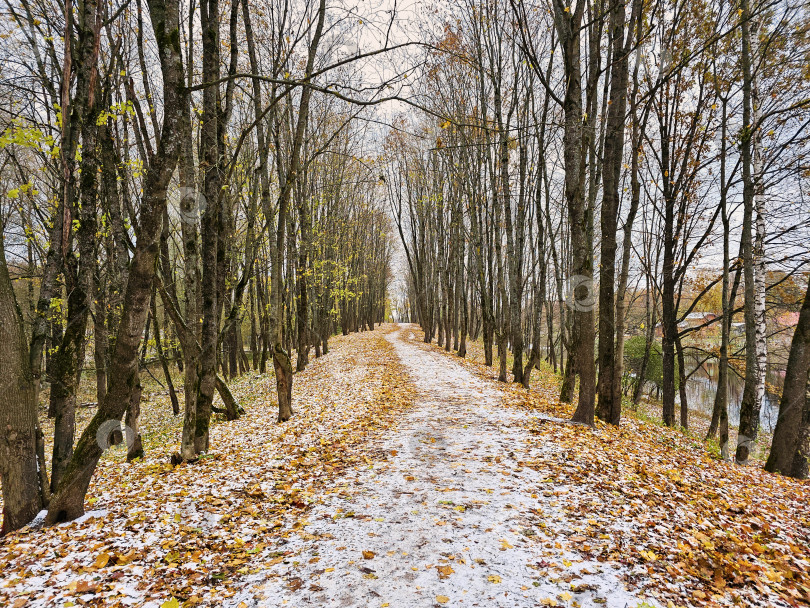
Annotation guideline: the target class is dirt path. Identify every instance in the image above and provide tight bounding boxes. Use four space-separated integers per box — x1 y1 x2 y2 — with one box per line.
239 326 656 608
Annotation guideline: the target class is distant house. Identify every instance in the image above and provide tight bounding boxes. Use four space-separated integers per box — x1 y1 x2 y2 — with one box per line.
682 312 718 327
777 312 800 328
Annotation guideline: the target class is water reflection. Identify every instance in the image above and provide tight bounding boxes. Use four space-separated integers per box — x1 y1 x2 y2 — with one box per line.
680 356 782 432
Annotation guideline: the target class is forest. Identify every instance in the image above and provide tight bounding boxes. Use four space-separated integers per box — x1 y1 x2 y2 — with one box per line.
0 0 809 606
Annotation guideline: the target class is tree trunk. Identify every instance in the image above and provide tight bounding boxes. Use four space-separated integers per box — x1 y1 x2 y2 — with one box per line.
458 242 468 358
676 334 689 428
44 0 187 524
213 375 242 420
789 386 810 479
228 322 238 378
270 0 326 422
192 0 222 456
296 245 310 372
707 98 731 459
49 0 103 490
555 0 596 425
125 372 144 461
524 171 547 390
152 292 180 415
612 0 643 423
274 345 294 421
93 285 108 404
596 0 633 426
634 291 656 405
497 333 508 383
0 239 45 535
765 277 810 477
522 283 544 391
560 347 576 403
736 0 760 464
48 266 84 494
661 189 677 426
249 276 258 369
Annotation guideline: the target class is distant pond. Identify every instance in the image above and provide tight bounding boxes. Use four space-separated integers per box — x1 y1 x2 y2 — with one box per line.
681 356 783 432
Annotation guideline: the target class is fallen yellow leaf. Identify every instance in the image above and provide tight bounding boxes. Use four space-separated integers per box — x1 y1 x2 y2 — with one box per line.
116 549 136 565
437 565 455 578
94 552 110 569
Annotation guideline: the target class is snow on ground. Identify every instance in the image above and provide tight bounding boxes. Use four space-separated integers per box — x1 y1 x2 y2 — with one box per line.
234 326 659 607
0 327 413 608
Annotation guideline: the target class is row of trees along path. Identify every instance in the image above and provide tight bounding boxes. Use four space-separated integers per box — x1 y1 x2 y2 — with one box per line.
1 0 809 540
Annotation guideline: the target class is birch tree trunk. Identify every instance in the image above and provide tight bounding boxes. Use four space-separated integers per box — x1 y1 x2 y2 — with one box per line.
736 0 761 464
752 23 768 441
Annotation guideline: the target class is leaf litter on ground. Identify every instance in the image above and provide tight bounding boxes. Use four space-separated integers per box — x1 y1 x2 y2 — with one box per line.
0 326 415 607
424 327 810 608
1 323 808 608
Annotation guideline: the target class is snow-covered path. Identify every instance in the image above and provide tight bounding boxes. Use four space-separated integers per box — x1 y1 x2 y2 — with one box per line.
244 326 655 608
